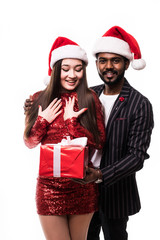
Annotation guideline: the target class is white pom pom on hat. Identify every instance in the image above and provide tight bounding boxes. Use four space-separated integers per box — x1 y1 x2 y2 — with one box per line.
131 58 146 70
92 26 146 70
43 75 50 86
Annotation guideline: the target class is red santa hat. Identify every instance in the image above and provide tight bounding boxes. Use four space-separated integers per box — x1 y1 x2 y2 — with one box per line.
48 36 88 76
92 26 146 70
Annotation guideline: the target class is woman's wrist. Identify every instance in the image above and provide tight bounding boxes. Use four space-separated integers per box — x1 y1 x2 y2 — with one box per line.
65 117 78 125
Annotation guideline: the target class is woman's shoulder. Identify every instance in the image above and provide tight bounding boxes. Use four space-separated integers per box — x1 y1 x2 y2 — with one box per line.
32 90 43 101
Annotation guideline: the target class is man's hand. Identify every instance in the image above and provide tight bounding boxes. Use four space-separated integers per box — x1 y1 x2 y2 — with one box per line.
71 167 102 185
24 95 33 114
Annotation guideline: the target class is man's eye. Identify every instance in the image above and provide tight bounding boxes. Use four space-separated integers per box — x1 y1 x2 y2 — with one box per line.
99 60 106 64
113 59 120 63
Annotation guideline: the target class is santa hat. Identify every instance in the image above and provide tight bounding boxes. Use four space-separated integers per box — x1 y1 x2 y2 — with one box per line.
92 26 146 70
48 36 88 76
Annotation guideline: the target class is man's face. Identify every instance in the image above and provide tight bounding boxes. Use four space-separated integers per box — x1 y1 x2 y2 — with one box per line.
96 53 129 85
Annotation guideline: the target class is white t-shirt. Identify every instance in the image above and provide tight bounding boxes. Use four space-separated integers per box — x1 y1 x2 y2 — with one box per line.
91 92 118 168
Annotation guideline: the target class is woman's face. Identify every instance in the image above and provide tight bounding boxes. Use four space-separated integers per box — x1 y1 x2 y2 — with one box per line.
60 59 83 91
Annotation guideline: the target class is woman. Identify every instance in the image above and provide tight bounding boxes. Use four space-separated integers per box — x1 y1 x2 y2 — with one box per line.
24 36 105 240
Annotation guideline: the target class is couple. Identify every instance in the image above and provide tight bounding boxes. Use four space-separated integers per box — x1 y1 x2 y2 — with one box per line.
24 26 154 240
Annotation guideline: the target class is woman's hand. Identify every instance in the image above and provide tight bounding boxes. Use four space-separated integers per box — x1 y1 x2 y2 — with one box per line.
63 96 87 121
38 98 62 123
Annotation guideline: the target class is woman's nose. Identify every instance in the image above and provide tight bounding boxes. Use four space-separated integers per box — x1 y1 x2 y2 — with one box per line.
68 69 76 78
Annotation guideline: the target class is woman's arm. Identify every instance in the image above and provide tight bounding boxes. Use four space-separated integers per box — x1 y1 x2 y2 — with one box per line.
24 98 62 148
24 116 50 149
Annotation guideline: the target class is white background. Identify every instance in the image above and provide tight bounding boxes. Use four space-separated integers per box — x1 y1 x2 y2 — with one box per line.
0 0 159 239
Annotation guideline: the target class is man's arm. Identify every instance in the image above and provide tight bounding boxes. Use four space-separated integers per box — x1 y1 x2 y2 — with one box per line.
78 97 154 186
100 98 154 186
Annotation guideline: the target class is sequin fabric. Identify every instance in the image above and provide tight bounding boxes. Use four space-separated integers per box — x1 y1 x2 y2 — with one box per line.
24 91 105 215
36 177 99 215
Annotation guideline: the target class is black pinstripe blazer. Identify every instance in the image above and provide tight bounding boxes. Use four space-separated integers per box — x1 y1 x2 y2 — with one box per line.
91 79 154 218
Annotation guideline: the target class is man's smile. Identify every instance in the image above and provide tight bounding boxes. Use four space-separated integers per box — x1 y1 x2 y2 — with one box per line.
103 70 117 79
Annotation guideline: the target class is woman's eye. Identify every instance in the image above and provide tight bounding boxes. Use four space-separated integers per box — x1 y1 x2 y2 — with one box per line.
75 68 83 72
62 68 69 72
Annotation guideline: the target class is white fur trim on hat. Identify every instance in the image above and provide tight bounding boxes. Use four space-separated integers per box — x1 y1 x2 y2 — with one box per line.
50 45 88 69
92 37 133 61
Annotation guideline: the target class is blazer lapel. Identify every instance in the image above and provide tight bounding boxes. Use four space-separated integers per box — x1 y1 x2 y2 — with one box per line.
106 79 131 138
94 84 104 97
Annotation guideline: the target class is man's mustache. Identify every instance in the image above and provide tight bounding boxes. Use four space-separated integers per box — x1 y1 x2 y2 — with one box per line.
102 70 118 75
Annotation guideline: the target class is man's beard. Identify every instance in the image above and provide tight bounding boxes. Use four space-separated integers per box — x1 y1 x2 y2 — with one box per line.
99 69 125 86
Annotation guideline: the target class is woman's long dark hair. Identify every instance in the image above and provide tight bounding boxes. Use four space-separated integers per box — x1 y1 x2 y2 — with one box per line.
24 60 100 146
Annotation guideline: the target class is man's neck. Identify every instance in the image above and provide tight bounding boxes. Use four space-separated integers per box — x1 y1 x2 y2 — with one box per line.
103 78 125 95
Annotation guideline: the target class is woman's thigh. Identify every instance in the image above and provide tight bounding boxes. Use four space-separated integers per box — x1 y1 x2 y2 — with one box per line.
39 215 71 240
68 213 94 240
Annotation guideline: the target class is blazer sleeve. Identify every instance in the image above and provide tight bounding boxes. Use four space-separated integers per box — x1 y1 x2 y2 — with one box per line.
101 98 154 186
65 91 106 150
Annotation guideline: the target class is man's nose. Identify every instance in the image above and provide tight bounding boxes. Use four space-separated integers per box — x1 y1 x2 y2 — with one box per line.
105 60 113 69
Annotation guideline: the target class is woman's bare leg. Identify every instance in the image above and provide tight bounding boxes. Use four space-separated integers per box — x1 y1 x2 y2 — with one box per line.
68 213 94 240
39 215 71 240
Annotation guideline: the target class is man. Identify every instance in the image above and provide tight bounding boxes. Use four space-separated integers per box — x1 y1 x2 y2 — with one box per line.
79 26 154 240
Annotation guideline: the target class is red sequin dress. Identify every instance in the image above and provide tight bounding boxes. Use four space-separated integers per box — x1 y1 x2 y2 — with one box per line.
24 91 105 215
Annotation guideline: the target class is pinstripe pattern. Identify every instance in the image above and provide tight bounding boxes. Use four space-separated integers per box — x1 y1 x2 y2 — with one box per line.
91 79 154 218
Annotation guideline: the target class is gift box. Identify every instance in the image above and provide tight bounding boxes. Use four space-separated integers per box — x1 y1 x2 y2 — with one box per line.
39 137 88 179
